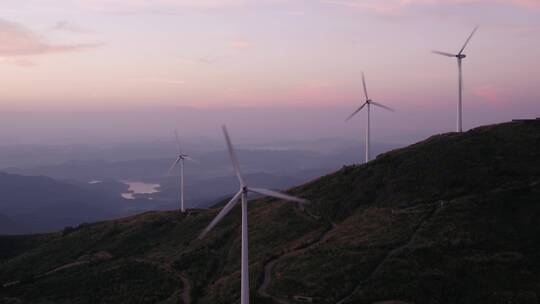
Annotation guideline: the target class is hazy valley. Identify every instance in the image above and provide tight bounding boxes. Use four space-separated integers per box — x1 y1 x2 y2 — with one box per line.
1 120 538 303
0 140 399 234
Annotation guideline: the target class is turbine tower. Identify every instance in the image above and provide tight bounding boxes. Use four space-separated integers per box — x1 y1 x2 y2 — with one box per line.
346 72 394 163
168 130 193 213
432 26 479 132
198 126 308 304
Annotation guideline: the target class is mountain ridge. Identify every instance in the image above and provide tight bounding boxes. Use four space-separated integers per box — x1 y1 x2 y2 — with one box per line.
1 119 539 304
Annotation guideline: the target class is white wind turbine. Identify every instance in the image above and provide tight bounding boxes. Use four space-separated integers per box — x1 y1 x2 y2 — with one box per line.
198 125 309 304
346 72 394 164
432 26 479 132
168 130 194 213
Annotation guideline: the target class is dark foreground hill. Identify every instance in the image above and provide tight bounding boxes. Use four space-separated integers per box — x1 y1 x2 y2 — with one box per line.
1 120 540 304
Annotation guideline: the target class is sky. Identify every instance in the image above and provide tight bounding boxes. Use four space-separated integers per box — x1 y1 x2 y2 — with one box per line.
0 0 539 145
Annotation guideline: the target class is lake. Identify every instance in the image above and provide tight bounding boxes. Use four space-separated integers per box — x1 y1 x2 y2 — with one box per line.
121 181 161 200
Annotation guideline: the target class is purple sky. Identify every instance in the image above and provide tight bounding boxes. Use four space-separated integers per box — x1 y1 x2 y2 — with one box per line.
0 0 538 144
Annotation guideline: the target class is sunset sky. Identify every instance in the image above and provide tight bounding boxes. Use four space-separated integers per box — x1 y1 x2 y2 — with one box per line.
0 0 539 144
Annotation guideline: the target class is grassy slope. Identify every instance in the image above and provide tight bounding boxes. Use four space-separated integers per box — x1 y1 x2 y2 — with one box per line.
1 120 539 304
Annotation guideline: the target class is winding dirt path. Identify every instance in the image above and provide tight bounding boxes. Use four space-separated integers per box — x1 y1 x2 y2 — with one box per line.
257 223 336 303
257 202 444 304
2 252 111 288
3 256 192 303
2 261 91 288
179 271 192 304
258 258 289 304
335 203 444 304
134 258 192 304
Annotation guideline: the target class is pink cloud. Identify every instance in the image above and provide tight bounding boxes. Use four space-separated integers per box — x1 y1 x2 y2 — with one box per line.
128 77 186 85
495 23 540 34
0 18 101 58
323 0 540 14
511 0 540 8
471 84 509 104
287 81 354 105
0 57 37 67
77 0 247 10
51 21 93 34
229 39 250 50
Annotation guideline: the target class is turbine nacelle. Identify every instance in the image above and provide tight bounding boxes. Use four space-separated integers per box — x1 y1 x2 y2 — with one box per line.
432 26 478 133
197 126 310 304
345 72 395 164
198 125 309 241
345 73 395 122
432 26 478 60
169 130 194 213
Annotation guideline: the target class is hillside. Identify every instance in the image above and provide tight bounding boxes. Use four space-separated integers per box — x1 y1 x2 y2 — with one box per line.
1 120 539 304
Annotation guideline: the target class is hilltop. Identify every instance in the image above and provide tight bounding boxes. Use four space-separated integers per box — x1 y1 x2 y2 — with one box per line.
1 119 539 304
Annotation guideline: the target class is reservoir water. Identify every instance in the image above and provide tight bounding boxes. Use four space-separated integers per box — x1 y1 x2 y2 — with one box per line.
121 181 160 200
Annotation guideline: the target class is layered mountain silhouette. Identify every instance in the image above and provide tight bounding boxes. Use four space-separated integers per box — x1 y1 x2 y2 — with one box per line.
0 173 126 234
1 120 539 304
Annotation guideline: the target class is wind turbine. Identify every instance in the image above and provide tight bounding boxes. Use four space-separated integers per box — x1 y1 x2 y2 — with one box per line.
346 72 394 164
198 125 308 304
432 26 479 132
168 130 193 213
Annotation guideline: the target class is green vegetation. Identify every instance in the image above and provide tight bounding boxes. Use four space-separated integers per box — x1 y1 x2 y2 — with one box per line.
1 120 539 303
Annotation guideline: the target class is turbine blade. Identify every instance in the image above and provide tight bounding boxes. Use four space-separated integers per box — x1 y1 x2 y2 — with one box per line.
458 26 478 55
175 130 182 154
432 50 456 57
248 187 309 204
362 72 369 101
167 157 181 175
370 101 395 112
184 156 199 163
222 125 246 186
198 190 242 239
345 102 367 122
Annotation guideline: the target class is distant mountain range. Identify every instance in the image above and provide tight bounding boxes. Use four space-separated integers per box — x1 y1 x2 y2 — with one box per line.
1 120 539 303
0 143 400 234
0 172 127 234
0 166 336 235
3 145 399 182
